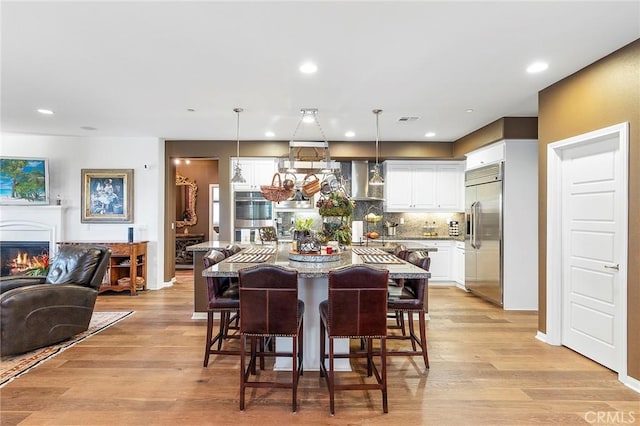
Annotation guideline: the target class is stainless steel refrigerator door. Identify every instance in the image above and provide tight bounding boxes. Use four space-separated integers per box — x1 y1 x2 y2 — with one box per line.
466 180 503 306
465 185 477 285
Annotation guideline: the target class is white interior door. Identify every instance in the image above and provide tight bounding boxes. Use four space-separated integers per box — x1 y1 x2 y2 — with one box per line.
560 134 624 371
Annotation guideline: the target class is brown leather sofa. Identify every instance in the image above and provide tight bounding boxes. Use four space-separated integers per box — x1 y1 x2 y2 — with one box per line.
0 245 111 356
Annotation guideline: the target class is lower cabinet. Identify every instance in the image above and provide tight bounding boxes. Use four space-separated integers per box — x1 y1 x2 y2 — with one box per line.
453 241 465 287
423 241 452 281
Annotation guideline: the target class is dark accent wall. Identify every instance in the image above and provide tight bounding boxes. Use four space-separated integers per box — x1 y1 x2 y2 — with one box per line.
538 39 640 379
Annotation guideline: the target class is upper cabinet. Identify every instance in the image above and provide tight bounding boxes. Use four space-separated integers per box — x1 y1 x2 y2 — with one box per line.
230 158 277 191
384 161 464 212
465 142 504 170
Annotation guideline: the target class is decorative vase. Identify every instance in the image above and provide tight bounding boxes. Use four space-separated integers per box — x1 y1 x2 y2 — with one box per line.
293 230 311 250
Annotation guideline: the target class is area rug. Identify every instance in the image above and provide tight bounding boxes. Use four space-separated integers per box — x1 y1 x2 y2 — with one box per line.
0 311 134 387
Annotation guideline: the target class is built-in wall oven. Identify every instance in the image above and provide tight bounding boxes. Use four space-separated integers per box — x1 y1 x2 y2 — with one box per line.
233 191 274 241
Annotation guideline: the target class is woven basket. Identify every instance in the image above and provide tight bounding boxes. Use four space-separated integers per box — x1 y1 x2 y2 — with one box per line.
117 276 145 287
301 174 321 197
260 173 294 202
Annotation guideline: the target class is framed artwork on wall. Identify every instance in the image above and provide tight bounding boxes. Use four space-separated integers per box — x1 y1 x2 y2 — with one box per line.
0 157 49 205
81 169 134 223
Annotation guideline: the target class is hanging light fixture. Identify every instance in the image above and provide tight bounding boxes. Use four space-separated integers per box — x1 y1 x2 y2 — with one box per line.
369 109 384 186
230 107 246 184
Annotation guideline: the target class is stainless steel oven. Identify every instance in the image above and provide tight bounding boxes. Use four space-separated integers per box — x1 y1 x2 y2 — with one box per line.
234 191 274 228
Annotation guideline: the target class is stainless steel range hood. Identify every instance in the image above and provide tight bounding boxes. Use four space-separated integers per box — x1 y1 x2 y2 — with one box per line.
350 161 384 201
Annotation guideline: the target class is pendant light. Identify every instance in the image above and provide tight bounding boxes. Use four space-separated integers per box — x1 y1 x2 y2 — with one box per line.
230 107 246 184
369 109 384 186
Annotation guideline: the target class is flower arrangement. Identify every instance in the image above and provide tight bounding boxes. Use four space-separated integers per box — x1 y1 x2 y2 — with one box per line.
24 254 49 276
316 191 355 217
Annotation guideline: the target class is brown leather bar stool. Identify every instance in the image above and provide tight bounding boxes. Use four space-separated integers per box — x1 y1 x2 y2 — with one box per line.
387 251 430 369
202 249 240 367
238 264 304 412
320 264 389 415
388 245 409 334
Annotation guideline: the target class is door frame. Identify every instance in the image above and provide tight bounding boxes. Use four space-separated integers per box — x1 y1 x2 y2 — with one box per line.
546 122 628 381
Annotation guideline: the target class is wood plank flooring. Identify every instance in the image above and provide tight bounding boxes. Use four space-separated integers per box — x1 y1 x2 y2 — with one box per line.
1 271 638 425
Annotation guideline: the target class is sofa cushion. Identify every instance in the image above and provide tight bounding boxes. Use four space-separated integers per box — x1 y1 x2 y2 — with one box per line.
46 246 103 286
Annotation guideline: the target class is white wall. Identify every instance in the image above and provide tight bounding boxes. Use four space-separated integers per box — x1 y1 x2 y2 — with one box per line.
0 132 167 289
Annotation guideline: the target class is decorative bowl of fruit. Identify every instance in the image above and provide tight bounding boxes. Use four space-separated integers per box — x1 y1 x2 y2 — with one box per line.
365 231 380 239
364 212 382 223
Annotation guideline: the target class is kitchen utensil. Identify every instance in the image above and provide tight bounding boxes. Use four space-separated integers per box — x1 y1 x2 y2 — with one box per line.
282 172 296 190
320 174 339 195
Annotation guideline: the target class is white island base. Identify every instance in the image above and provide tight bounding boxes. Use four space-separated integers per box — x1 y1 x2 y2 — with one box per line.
274 276 351 372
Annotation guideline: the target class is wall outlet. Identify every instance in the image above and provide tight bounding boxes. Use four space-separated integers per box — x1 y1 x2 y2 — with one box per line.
399 217 405 224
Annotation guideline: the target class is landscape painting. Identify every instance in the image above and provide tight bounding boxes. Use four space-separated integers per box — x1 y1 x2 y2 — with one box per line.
0 157 49 205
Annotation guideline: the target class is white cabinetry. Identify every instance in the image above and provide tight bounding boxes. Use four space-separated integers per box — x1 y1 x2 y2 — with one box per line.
422 240 452 282
384 161 463 212
230 158 277 191
453 241 465 288
465 142 504 170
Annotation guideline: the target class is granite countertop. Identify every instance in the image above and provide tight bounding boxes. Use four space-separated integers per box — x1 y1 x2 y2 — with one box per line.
201 244 430 280
388 235 464 241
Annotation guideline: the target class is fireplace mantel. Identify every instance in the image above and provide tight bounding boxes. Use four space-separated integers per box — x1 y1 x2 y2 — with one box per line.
0 205 65 255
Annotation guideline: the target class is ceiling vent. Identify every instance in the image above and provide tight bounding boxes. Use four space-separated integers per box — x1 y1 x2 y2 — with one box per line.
398 116 420 122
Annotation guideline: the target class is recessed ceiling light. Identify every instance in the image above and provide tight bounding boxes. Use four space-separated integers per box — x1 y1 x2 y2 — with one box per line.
185 160 191 165
465 109 474 113
37 109 54 115
299 62 318 74
345 131 355 138
527 61 549 73
174 159 181 165
424 132 436 138
265 131 275 137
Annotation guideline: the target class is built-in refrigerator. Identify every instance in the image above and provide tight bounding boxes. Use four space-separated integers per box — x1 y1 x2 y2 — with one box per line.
465 163 503 306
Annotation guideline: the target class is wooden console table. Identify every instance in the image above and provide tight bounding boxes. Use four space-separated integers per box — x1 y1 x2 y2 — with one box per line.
175 233 205 267
58 241 148 296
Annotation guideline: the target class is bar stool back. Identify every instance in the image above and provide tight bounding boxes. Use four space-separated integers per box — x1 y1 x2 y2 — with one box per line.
202 249 240 367
238 264 304 412
320 264 389 414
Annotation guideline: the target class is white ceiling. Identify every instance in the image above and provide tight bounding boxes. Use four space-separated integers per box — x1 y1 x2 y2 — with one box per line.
2 1 639 142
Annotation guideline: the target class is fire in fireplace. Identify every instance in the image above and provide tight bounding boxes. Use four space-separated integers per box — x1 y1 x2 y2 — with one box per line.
0 241 50 277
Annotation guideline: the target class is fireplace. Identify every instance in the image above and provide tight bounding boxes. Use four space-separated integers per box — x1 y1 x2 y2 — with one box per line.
0 241 49 277
0 205 64 277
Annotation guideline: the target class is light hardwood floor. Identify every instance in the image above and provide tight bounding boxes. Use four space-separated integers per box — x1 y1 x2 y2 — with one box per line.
1 271 638 425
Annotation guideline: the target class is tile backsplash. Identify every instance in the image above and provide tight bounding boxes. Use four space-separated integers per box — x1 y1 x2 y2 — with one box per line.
352 200 464 238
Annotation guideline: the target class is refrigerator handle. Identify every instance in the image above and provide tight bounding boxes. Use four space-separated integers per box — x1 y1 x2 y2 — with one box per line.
470 201 476 249
473 201 480 249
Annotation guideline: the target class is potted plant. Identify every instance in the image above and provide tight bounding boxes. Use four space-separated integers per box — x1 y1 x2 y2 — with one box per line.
291 217 314 248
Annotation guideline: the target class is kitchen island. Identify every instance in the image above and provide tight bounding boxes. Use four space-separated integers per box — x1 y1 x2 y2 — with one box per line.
201 243 430 371
188 240 436 313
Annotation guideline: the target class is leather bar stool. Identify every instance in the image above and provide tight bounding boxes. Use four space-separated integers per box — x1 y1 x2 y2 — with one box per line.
320 264 389 415
388 245 409 334
202 249 240 367
387 251 431 369
238 264 304 412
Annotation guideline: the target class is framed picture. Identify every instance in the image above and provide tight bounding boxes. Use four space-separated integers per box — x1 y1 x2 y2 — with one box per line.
0 157 49 205
81 169 133 223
